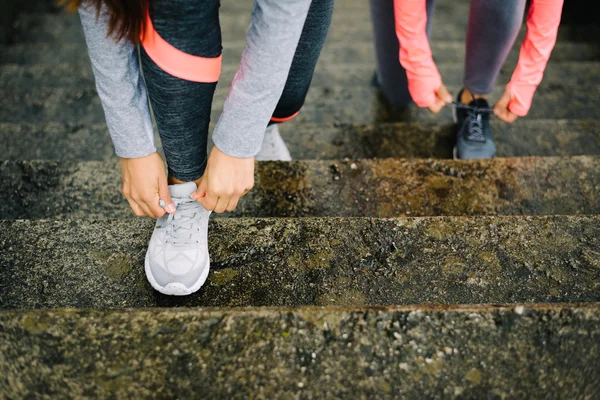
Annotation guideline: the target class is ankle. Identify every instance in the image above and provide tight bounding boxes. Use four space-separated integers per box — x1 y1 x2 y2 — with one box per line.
460 88 487 104
168 176 203 187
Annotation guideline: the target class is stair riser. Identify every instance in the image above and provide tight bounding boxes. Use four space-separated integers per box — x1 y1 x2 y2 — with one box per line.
3 62 598 91
2 120 600 161
1 84 597 124
2 41 598 66
1 306 599 399
12 11 600 45
1 217 599 308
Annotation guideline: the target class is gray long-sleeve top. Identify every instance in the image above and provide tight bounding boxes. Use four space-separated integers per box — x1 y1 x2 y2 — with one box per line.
79 0 311 159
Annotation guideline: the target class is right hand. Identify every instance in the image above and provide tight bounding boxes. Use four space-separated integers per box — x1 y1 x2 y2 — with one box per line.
120 152 175 218
427 83 453 114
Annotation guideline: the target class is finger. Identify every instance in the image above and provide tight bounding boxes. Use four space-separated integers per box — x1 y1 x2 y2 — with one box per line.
428 98 445 114
494 108 517 124
493 106 508 122
213 197 229 214
200 192 218 211
505 112 518 124
226 196 240 212
158 176 175 214
191 176 207 200
126 198 146 217
147 195 166 218
140 202 158 218
496 88 511 109
437 85 453 103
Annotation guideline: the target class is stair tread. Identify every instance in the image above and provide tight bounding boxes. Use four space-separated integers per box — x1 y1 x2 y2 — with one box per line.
2 156 600 219
2 61 598 91
0 83 597 124
2 40 598 65
1 215 599 308
2 304 598 398
10 9 600 45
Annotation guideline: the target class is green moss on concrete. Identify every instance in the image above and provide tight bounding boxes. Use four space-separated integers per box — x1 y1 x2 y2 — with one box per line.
2 156 600 219
1 305 599 399
1 216 599 309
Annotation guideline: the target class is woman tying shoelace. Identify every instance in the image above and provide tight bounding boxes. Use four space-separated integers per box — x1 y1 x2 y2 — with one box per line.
369 0 564 159
69 0 333 295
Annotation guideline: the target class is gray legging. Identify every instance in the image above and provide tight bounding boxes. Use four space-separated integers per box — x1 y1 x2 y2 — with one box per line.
369 0 527 107
141 0 333 182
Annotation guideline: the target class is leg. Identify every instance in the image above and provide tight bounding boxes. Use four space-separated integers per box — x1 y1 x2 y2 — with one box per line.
141 0 221 296
270 0 334 122
140 0 222 182
455 0 526 160
463 0 527 99
255 0 333 161
369 0 435 107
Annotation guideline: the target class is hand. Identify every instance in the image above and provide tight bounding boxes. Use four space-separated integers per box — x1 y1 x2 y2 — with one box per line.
427 84 453 114
191 146 254 213
121 152 175 218
494 86 519 124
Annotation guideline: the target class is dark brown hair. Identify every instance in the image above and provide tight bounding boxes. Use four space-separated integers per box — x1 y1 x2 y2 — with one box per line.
62 0 147 43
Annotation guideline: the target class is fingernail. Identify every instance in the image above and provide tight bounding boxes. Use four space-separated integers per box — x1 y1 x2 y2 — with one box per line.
165 204 176 213
190 192 198 200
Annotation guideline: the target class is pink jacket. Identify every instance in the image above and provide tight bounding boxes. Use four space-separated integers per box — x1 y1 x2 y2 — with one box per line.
393 0 564 116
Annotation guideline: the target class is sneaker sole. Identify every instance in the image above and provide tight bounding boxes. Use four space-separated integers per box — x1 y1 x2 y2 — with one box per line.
144 253 211 296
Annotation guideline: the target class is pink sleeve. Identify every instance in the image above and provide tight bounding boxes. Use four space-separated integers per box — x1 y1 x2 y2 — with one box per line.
507 0 564 116
393 0 441 108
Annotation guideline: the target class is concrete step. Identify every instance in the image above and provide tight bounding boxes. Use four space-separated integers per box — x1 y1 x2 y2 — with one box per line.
3 40 598 66
11 7 600 47
0 81 596 124
3 120 600 162
1 305 599 398
0 0 59 44
2 156 600 219
2 61 598 93
1 216 599 308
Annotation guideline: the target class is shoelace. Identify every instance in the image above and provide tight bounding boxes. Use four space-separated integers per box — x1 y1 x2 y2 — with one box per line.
452 101 494 143
159 198 204 247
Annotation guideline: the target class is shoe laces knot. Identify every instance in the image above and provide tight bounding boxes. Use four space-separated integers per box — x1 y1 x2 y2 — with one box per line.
159 198 204 247
453 101 494 143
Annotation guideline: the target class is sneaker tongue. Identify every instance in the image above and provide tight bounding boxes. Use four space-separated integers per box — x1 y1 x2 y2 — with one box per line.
169 182 198 198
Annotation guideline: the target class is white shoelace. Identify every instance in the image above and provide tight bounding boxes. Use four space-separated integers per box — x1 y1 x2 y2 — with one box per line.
159 198 205 247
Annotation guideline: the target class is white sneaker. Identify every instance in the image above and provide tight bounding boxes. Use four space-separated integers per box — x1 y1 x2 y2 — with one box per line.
255 124 292 161
144 182 211 296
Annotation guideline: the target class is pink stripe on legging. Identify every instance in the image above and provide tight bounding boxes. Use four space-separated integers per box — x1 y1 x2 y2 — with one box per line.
140 12 222 83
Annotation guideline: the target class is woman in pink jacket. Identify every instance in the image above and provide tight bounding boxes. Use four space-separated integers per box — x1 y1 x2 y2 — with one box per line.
369 0 564 159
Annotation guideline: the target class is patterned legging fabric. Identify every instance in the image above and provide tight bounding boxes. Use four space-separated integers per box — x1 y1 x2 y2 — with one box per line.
141 0 333 181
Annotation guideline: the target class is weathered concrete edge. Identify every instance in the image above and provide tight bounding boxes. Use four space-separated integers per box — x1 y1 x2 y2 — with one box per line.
4 213 600 224
2 303 600 315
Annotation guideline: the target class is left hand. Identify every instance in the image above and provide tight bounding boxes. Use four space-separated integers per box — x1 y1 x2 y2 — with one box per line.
494 86 519 124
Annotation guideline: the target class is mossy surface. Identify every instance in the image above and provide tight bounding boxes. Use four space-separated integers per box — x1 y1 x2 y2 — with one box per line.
1 305 599 399
1 216 599 309
2 156 600 219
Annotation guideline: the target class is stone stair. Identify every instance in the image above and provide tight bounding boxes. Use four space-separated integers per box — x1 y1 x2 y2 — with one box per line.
1 0 599 398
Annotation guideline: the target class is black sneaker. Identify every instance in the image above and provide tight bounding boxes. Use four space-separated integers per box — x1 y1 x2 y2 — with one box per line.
453 89 496 159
